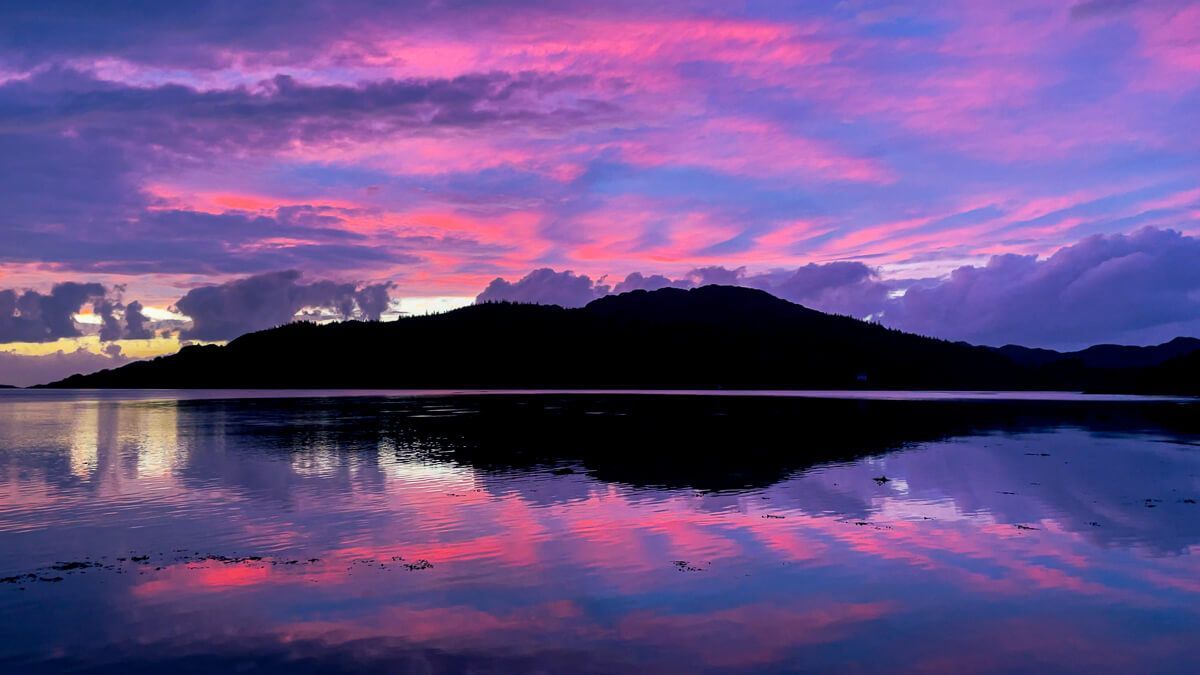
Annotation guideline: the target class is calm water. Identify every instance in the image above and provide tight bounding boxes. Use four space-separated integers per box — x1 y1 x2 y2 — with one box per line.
1 391 1198 673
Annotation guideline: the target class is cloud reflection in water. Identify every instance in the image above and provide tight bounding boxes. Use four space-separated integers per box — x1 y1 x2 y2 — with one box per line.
0 393 1198 673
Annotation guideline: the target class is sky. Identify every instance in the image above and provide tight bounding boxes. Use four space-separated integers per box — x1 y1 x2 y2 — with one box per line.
1 0 1199 385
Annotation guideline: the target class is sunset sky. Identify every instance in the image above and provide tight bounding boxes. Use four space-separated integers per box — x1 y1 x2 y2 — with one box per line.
2 1 1199 384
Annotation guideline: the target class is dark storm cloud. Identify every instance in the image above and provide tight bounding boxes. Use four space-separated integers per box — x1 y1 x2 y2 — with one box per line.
174 270 394 340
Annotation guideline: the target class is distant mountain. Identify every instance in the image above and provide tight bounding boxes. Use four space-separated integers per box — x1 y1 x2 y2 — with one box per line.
997 337 1200 369
0 384 16 389
41 285 1200 394
1135 349 1200 395
991 336 1200 393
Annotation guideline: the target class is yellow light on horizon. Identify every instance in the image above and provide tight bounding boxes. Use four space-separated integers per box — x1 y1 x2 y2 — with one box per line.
0 335 210 359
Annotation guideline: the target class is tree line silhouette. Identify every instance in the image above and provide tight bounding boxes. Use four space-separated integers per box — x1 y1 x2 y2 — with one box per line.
42 285 1200 393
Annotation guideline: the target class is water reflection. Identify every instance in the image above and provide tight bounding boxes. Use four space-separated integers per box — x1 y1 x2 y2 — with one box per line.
0 393 1198 673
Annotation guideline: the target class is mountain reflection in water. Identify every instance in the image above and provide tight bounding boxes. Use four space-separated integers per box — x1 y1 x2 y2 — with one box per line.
1 392 1198 673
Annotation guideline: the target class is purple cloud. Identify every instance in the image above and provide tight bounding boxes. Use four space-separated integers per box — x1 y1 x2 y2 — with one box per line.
476 268 610 308
1070 0 1137 19
0 67 606 276
95 299 123 341
353 282 394 322
0 0 1197 350
174 270 393 340
472 228 1200 349
1 68 611 158
0 348 129 388
0 1 547 70
883 228 1200 349
0 282 106 342
611 272 690 294
746 262 890 319
124 301 153 339
481 262 889 318
685 267 745 287
4 226 1199 387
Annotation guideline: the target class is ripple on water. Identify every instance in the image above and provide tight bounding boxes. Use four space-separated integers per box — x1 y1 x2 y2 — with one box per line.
1 393 1199 673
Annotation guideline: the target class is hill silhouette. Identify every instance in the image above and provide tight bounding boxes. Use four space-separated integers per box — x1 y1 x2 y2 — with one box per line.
998 337 1200 369
40 285 1200 393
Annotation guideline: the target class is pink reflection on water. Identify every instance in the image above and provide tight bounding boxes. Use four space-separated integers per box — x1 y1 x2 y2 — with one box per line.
116 477 1191 613
3 396 1200 671
616 602 895 669
277 600 593 646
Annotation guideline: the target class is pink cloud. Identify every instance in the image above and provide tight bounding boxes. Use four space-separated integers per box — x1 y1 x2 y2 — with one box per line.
617 117 893 183
1133 3 1200 86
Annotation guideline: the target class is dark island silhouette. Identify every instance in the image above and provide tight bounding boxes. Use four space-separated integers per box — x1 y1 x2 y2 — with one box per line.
166 394 1200 493
41 285 1200 393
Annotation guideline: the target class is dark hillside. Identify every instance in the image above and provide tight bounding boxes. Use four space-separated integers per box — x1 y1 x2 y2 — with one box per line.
41 286 1200 394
